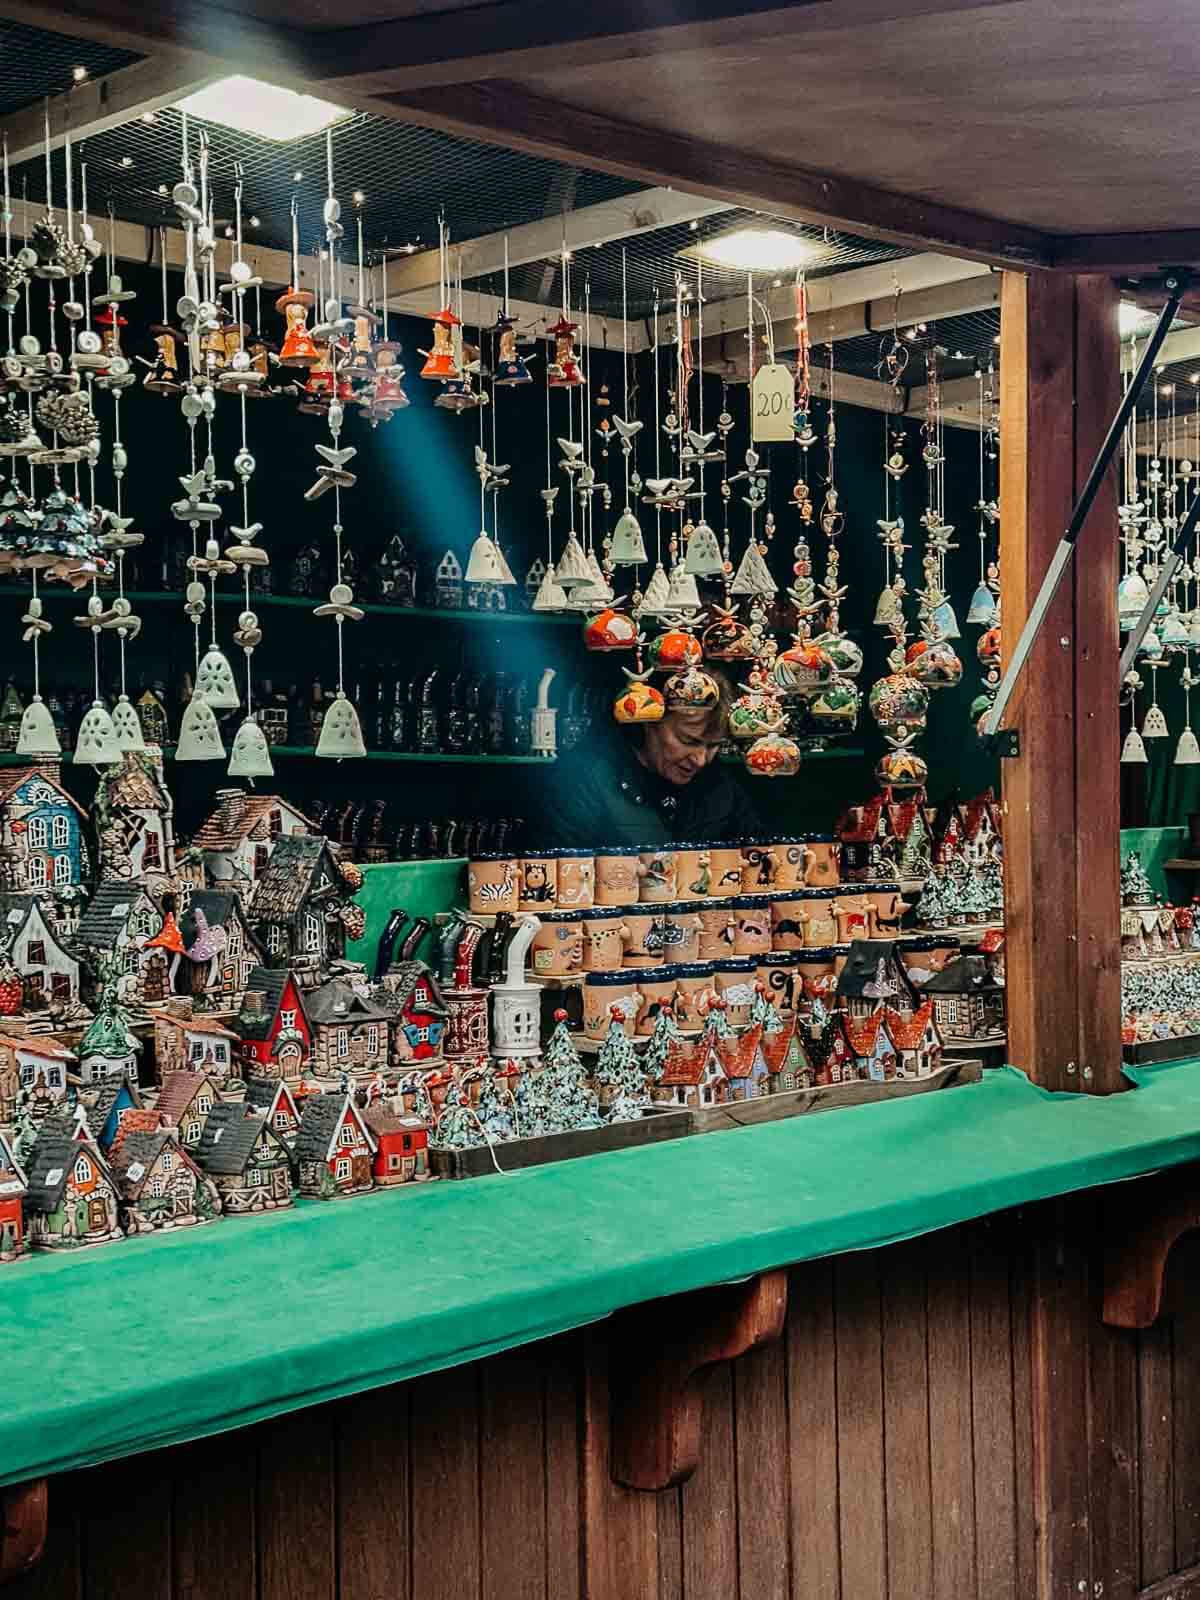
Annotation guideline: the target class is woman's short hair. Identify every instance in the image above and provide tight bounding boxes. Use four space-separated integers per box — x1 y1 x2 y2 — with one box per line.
671 662 735 738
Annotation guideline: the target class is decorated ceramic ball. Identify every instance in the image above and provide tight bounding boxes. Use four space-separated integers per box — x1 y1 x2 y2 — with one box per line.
664 665 720 710
905 639 963 688
869 672 930 733
820 633 864 679
744 730 802 777
583 606 637 651
646 627 703 671
702 615 757 660
876 746 929 789
613 680 665 723
977 626 1002 665
772 640 834 697
808 679 861 727
728 691 785 740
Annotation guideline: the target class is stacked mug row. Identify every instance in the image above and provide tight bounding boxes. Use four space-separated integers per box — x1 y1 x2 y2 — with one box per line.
528 883 911 978
467 836 841 916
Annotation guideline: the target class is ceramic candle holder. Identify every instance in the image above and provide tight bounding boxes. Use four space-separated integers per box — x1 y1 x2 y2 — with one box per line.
798 888 839 947
769 891 809 952
529 912 585 977
555 852 595 910
583 970 642 1038
708 841 746 898
713 956 759 1025
731 895 774 957
635 965 682 1035
660 902 704 964
518 852 558 910
594 846 641 906
467 853 519 915
638 847 678 903
674 962 716 1029
757 951 800 1012
581 909 630 971
697 904 737 959
622 908 667 967
675 844 714 900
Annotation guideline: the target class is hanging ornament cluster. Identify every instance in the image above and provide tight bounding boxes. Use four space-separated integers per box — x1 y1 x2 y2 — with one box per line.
967 362 1002 735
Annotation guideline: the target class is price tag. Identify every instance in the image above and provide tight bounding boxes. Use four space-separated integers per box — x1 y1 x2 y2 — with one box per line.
751 362 794 443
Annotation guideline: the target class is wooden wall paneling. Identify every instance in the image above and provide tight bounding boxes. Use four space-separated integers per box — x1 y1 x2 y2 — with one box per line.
80 1452 170 1600
409 1363 482 1600
335 1385 412 1600
833 1254 886 1600
481 1347 548 1600
257 1408 336 1600
679 1363 738 1600
656 1493 683 1600
580 1329 659 1600
968 1220 1018 1600
878 1241 933 1600
1137 1317 1176 1588
542 1338 582 1600
173 1435 257 1600
1087 1244 1140 1600
786 1260 840 1600
1009 1218 1038 1599
1171 1237 1200 1572
733 1341 791 1600
925 1229 978 1600
2 1477 78 1600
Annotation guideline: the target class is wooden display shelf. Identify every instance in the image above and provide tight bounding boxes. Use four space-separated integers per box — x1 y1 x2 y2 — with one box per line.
429 1103 690 1179
685 1055 983 1132
271 746 556 764
1122 1034 1200 1066
1163 858 1200 871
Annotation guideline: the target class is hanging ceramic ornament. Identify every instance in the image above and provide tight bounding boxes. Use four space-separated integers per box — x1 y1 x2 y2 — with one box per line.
613 637 666 724
637 562 672 616
730 538 777 597
546 316 584 387
532 564 569 611
966 580 998 626
465 530 513 584
276 288 319 367
683 517 724 578
773 636 835 699
554 531 591 589
728 664 787 740
665 562 701 610
584 602 637 651
493 313 533 386
228 716 275 778
646 620 703 672
74 700 121 765
1118 570 1151 632
703 603 757 661
194 643 241 709
1177 668 1200 764
176 695 225 760
906 638 964 689
610 507 647 565
110 694 146 752
1121 724 1149 764
664 664 720 712
15 696 59 757
316 690 367 759
744 728 802 778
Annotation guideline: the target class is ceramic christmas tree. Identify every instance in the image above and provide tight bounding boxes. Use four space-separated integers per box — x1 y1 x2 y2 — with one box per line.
541 1010 602 1132
594 1008 649 1122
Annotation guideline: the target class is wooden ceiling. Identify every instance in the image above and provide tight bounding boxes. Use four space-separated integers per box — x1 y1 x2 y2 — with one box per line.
4 0 1200 271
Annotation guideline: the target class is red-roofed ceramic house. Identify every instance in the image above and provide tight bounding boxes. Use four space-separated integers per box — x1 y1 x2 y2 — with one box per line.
658 1036 728 1108
362 1104 432 1185
754 1014 813 1093
960 791 1003 867
841 1010 898 1082
883 1002 943 1078
0 1129 26 1261
715 1023 768 1100
837 796 899 882
887 797 933 879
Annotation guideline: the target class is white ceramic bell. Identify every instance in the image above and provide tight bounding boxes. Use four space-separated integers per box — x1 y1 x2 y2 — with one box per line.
683 518 725 577
175 695 226 761
531 565 569 611
1142 702 1170 738
194 644 241 709
610 508 647 566
966 583 998 626
665 563 701 610
1175 727 1200 765
110 693 146 752
494 543 517 586
228 716 275 778
315 691 367 759
465 530 514 585
554 532 591 588
930 598 961 641
637 562 672 617
730 540 777 597
1121 727 1148 764
74 701 121 765
15 695 60 757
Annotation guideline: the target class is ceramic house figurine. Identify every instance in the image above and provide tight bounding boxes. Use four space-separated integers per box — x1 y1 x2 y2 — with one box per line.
374 961 448 1064
75 1078 143 1150
489 915 542 1060
178 891 265 1005
887 796 933 881
153 1010 238 1081
0 892 80 1012
22 1127 123 1250
296 1092 376 1199
841 1011 897 1081
362 1104 432 1185
194 1101 295 1214
883 1001 943 1077
0 1033 74 1121
92 749 177 892
919 953 1006 1042
658 1029 728 1109
78 990 142 1086
109 1126 221 1233
189 790 318 902
960 792 1003 867
834 939 917 1018
0 1129 27 1262
0 764 89 898
805 1008 858 1086
757 1014 812 1093
304 978 391 1077
234 968 312 1080
154 1069 222 1148
836 796 900 883
248 834 360 970
73 881 163 1007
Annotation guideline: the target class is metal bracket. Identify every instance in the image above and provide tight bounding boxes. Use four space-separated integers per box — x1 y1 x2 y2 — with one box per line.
981 728 1020 758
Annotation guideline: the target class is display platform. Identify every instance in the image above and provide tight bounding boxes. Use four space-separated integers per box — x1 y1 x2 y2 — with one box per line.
5 1057 1200 1490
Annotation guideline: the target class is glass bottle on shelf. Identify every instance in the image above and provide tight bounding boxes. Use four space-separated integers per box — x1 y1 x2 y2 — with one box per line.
416 667 442 754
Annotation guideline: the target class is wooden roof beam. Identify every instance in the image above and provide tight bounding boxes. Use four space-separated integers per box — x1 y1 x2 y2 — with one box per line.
1051 231 1200 274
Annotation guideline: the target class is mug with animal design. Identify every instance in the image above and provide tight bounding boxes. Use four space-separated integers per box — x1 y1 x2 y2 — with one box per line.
896 933 960 986
864 881 910 938
674 962 716 1029
530 912 585 977
581 909 631 971
798 888 838 947
467 853 519 915
740 843 782 891
622 908 668 967
800 834 840 888
757 951 800 1012
732 895 774 957
555 852 595 910
769 891 809 952
697 904 736 959
635 966 682 1035
757 837 815 892
661 902 704 964
795 946 839 1001
594 846 642 906
676 844 714 900
638 847 678 904
518 852 559 911
713 955 759 1025
833 892 873 943
708 840 746 899
583 970 643 1039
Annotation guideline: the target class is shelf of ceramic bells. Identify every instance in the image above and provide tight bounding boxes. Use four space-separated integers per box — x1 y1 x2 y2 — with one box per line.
0 587 582 626
0 748 556 766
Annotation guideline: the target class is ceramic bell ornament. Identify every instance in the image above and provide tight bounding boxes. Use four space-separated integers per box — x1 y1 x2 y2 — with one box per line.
228 716 275 778
730 538 777 597
465 530 515 585
276 287 319 367
316 691 367 759
553 532 591 589
637 562 672 616
531 564 569 611
1121 723 1149 764
682 517 725 578
419 307 462 381
74 700 122 766
493 315 532 386
110 694 146 752
15 695 59 757
194 644 241 709
176 694 225 761
1176 667 1200 765
665 562 701 610
610 507 647 566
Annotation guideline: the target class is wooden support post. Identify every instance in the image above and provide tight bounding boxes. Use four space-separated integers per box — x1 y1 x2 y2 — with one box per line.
607 1271 788 1492
0 1479 48 1585
1102 1163 1200 1328
999 270 1122 1093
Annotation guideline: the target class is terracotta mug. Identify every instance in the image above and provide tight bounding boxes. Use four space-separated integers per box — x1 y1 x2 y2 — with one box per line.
708 841 746 899
674 963 716 1029
518 853 558 911
581 910 630 971
833 944 852 976
583 971 642 1039
638 848 678 904
713 956 759 1025
740 843 781 892
530 913 585 977
897 934 960 985
555 853 595 910
833 892 873 943
799 888 839 947
864 880 909 938
795 946 838 1000
698 904 736 959
731 895 774 957
635 966 681 1035
675 844 714 900
757 952 800 1012
467 853 519 915
622 908 667 968
594 847 641 906
661 903 704 964
769 838 816 891
801 835 840 888
770 891 809 952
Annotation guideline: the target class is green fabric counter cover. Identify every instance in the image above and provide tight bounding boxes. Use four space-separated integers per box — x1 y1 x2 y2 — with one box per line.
6 1060 1200 1486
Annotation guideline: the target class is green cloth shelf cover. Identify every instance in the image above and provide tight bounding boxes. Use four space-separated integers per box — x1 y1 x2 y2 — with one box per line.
5 1060 1200 1487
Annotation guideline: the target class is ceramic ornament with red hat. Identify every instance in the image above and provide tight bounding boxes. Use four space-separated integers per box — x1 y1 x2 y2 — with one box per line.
419 220 462 382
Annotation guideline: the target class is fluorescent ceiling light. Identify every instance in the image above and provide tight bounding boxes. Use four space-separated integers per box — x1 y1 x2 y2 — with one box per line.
682 227 818 273
175 76 352 144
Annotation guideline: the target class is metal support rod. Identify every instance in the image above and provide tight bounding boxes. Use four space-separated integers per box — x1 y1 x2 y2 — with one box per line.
982 269 1191 739
1117 485 1200 680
